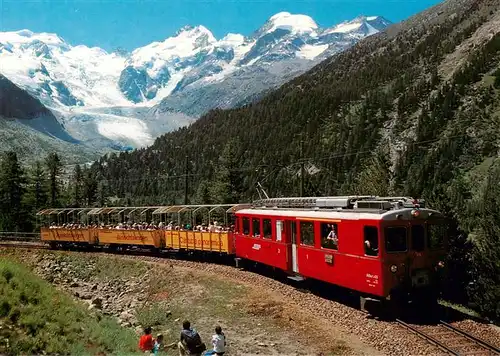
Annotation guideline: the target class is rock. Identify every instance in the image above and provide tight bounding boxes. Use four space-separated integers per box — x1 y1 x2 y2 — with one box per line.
92 297 103 309
121 321 132 328
88 304 94 311
166 310 172 318
70 282 79 287
73 291 80 298
174 318 180 322
91 284 98 291
258 343 267 347
80 294 92 300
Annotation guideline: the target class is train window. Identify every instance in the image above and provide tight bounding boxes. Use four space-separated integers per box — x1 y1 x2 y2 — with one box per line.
364 226 379 256
427 223 446 249
242 217 250 235
252 218 261 237
289 221 297 244
411 225 425 252
385 227 407 252
320 223 338 250
276 220 283 241
300 221 315 246
263 219 272 239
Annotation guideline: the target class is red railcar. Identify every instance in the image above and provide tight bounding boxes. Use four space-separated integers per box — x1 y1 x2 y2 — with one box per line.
234 196 447 307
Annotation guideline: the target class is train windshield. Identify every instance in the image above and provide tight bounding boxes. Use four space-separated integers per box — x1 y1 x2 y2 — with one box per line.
427 222 446 249
385 226 407 253
411 225 425 252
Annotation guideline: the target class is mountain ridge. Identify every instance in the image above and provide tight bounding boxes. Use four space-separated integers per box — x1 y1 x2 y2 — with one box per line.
0 13 391 153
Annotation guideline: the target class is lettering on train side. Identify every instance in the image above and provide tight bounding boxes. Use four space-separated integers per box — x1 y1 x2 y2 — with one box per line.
365 273 379 288
116 235 147 241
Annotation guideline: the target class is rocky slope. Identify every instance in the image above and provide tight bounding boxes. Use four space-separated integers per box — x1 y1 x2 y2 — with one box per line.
0 74 103 161
0 14 390 152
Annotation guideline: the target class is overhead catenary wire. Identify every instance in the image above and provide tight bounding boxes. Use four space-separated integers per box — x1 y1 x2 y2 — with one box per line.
72 132 470 186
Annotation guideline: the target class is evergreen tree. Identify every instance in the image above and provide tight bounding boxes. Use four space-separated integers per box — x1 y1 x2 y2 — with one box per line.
353 150 392 196
23 161 48 229
45 153 63 207
467 163 500 319
27 161 48 211
209 138 243 204
97 180 108 207
72 164 83 207
0 152 27 231
83 170 98 207
195 180 212 204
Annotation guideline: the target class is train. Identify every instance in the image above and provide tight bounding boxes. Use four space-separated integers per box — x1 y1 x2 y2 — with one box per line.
37 196 448 312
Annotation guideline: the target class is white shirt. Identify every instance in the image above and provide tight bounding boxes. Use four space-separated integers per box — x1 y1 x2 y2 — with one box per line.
212 333 225 353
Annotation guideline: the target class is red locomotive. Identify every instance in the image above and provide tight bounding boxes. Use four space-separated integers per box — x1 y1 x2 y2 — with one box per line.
234 196 447 310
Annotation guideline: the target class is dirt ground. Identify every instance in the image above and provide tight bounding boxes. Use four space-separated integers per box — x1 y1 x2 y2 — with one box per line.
136 262 374 355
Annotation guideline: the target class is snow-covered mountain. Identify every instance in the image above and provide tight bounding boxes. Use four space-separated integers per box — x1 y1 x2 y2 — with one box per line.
0 13 391 153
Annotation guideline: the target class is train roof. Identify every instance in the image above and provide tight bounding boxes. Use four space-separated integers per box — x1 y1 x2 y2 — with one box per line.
235 207 444 221
236 196 444 221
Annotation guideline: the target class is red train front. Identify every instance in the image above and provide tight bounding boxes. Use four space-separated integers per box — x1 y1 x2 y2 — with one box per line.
234 196 447 309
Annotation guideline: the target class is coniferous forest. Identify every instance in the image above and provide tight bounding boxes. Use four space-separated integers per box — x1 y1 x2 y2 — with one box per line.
1 0 500 319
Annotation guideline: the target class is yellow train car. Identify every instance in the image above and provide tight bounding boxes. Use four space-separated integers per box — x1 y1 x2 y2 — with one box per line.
165 231 235 253
96 229 164 248
41 227 96 244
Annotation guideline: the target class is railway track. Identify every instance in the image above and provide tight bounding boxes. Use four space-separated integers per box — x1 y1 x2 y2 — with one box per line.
396 319 500 355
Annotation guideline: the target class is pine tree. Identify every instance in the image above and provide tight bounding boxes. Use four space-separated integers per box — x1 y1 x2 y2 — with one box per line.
195 180 212 204
467 163 500 319
45 153 63 207
209 138 243 204
353 150 392 196
72 164 83 207
28 161 48 211
0 152 27 231
83 170 98 207
23 161 48 229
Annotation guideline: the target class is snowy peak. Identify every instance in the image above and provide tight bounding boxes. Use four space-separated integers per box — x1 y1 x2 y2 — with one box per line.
129 24 216 68
0 29 66 47
263 12 319 36
0 12 392 109
325 15 391 36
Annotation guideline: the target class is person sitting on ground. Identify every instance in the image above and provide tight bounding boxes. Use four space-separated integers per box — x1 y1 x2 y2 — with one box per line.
212 326 226 355
178 320 206 356
139 326 154 353
153 333 164 355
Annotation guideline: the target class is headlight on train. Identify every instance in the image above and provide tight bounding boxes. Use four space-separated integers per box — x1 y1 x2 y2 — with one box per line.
390 265 398 273
438 261 445 268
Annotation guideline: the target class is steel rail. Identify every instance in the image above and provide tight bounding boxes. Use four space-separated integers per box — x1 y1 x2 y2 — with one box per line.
439 320 500 355
395 318 460 355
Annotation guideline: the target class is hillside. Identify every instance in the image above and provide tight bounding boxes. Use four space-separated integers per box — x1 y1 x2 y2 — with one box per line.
0 74 103 162
97 0 500 200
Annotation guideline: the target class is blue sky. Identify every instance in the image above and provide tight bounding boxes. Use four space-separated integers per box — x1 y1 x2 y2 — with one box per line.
1 0 442 51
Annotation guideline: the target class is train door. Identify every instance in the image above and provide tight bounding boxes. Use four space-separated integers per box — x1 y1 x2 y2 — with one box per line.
285 220 299 273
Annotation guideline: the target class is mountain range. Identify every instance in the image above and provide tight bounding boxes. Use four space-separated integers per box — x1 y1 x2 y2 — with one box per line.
0 13 391 159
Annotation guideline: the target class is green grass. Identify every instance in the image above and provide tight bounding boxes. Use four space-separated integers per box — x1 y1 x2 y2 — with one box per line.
439 299 483 319
0 257 140 355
